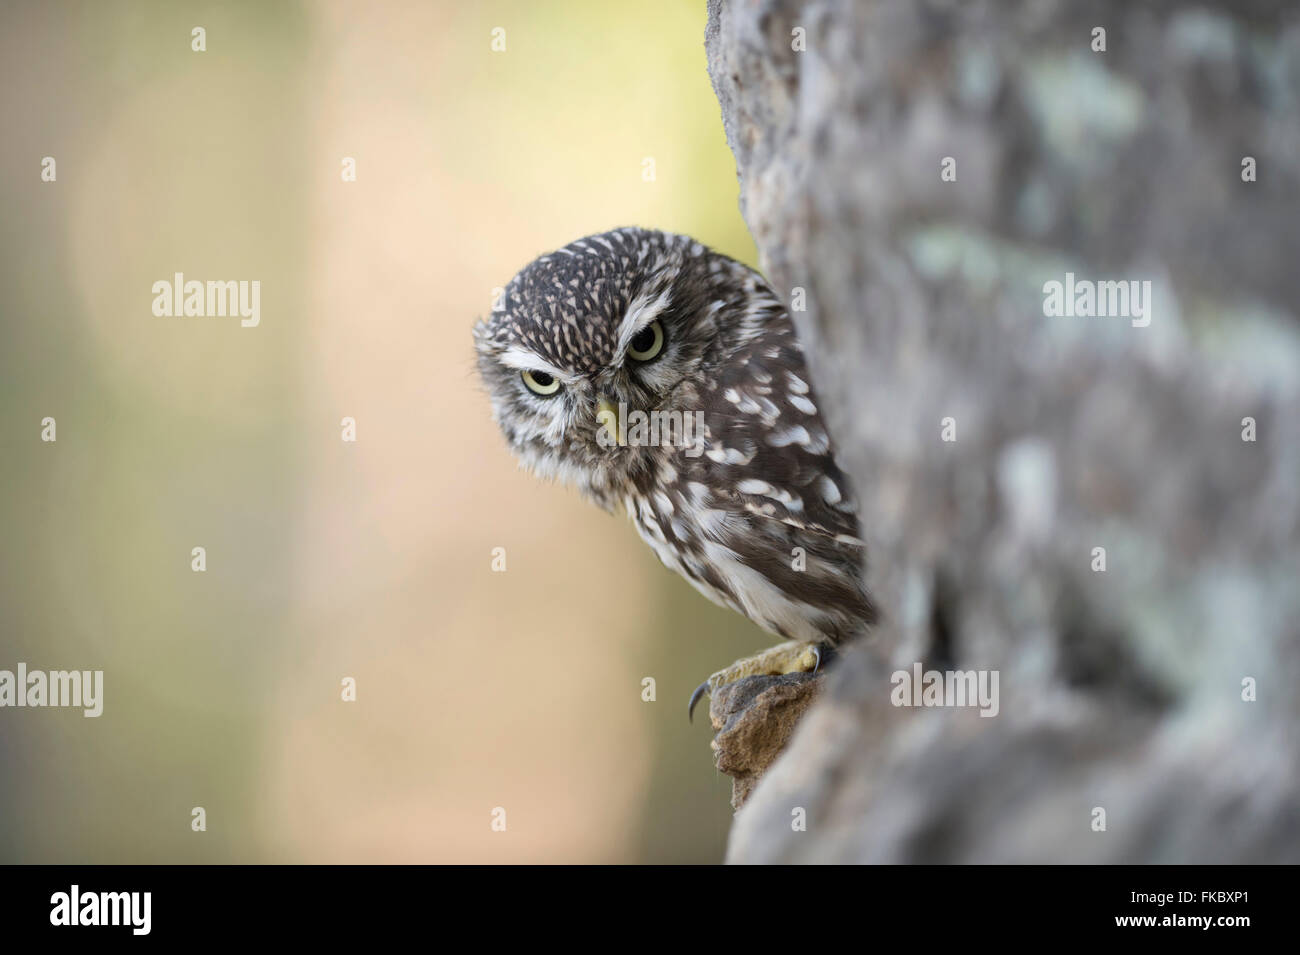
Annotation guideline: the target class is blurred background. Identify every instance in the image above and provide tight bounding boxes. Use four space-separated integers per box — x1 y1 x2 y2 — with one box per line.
0 0 766 862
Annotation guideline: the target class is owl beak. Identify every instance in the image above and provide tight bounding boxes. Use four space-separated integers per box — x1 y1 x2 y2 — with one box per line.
596 396 624 447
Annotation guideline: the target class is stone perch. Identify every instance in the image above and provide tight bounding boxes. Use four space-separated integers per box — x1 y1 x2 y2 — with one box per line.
709 672 822 809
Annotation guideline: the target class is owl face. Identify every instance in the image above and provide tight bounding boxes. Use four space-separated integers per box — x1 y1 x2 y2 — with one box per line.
474 228 727 504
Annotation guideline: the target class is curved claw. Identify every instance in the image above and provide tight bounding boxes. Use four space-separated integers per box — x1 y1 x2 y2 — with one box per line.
811 645 823 675
687 680 711 723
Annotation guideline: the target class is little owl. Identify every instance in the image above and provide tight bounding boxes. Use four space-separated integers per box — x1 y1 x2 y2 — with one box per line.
474 228 876 718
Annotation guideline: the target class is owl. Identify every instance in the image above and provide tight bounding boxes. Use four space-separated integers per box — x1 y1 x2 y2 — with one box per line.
474 228 876 717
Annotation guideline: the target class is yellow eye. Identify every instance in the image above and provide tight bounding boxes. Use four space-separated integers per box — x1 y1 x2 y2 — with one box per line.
521 369 561 396
627 320 665 362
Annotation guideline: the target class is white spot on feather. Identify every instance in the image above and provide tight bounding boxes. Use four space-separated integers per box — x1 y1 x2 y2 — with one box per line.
790 394 817 415
767 426 812 448
819 475 842 505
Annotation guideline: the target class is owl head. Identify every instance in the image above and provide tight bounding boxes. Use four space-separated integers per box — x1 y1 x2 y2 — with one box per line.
474 228 741 506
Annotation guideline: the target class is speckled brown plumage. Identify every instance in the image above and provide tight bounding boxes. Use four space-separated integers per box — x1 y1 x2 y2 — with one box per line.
474 227 876 648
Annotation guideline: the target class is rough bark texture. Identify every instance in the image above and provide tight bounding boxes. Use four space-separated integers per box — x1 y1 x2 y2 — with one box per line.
705 0 1300 863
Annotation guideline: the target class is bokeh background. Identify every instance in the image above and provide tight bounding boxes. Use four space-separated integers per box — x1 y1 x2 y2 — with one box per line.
0 0 766 863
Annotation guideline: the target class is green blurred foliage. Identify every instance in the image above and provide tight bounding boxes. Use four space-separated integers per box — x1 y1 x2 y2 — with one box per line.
0 0 762 863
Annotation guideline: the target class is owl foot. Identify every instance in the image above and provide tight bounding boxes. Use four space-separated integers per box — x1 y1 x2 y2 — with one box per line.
688 640 828 722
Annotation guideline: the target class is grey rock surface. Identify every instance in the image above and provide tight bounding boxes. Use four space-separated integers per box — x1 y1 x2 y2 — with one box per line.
706 0 1300 863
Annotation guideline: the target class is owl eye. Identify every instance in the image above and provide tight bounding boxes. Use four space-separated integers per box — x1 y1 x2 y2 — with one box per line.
521 369 561 396
627 320 665 362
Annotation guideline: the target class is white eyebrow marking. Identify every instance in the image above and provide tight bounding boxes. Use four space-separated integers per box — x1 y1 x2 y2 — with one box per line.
614 286 672 357
497 346 580 383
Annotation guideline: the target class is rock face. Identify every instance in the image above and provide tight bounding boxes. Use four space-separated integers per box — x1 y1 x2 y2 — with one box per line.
709 672 822 810
705 0 1300 863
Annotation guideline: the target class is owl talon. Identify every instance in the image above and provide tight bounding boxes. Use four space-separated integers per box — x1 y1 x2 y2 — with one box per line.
688 640 827 723
688 680 711 723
